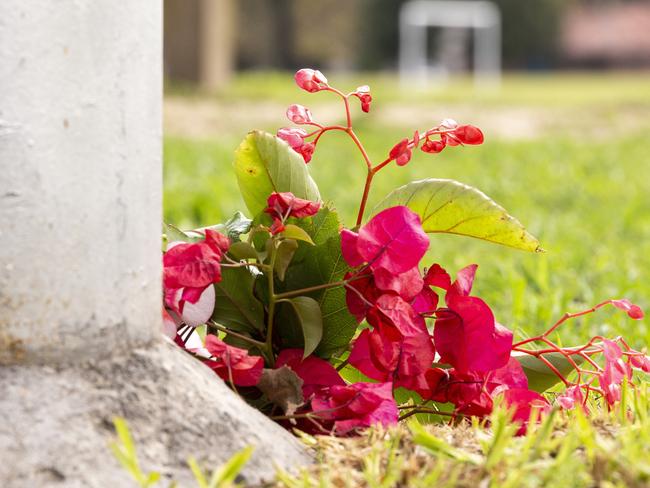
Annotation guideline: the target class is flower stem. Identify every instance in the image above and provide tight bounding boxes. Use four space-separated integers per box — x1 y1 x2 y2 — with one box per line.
265 243 279 364
208 320 266 348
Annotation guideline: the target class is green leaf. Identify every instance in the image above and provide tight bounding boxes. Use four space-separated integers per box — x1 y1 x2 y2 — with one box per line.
410 420 481 464
228 241 259 261
280 207 358 357
373 178 542 252
233 130 321 216
274 239 299 282
283 296 323 358
281 224 315 245
208 446 254 488
195 211 253 243
212 267 265 333
513 351 584 393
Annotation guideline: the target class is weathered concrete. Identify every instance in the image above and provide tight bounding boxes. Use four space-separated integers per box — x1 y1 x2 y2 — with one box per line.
0 1 311 485
0 340 312 487
0 0 162 364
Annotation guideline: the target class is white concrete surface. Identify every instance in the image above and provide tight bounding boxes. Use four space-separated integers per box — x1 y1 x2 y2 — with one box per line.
0 0 162 364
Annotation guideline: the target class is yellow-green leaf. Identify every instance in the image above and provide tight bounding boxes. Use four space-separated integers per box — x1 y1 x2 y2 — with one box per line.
233 131 320 216
281 224 315 245
373 178 542 252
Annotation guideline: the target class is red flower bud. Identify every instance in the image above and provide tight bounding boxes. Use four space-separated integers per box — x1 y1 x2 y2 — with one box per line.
389 138 413 166
286 104 313 124
453 125 484 145
352 85 372 113
294 68 328 93
421 138 446 154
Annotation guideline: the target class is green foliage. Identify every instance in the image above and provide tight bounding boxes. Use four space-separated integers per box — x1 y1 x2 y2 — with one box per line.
212 267 265 333
273 239 300 282
109 417 161 488
110 417 253 488
276 386 650 487
373 178 541 252
282 296 324 358
233 130 321 216
281 207 357 357
188 446 254 488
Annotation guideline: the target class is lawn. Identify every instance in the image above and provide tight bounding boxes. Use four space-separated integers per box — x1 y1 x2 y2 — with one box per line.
158 72 650 486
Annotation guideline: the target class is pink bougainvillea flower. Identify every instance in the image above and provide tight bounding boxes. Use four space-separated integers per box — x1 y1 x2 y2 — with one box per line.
311 382 398 434
349 295 435 390
265 192 321 219
276 349 345 399
599 339 632 406
352 85 372 113
163 229 229 290
344 271 383 323
556 385 586 411
203 335 264 387
286 104 313 124
341 229 364 267
424 263 452 290
389 138 413 166
163 230 229 325
410 286 439 314
434 299 513 373
373 266 424 301
610 299 644 319
498 388 551 435
422 358 528 416
295 68 329 93
433 264 513 373
356 206 429 274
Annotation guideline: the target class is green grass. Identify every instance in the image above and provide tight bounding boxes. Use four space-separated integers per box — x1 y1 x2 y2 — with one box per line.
164 121 650 349
169 71 650 108
274 385 650 488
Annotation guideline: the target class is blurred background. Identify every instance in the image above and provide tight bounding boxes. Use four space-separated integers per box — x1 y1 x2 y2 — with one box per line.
162 0 650 345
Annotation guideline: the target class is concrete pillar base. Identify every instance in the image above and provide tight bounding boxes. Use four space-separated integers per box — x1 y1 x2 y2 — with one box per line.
0 339 312 487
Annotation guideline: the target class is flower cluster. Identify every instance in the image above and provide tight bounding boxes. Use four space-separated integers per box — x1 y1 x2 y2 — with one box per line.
162 68 649 439
163 229 230 327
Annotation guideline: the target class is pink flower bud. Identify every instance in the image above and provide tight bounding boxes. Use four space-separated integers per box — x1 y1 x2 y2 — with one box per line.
298 142 315 163
277 127 307 150
353 85 372 113
295 68 328 93
286 104 313 124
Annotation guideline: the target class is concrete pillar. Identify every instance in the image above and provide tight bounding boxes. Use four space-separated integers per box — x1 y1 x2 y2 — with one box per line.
0 0 161 364
0 2 310 486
